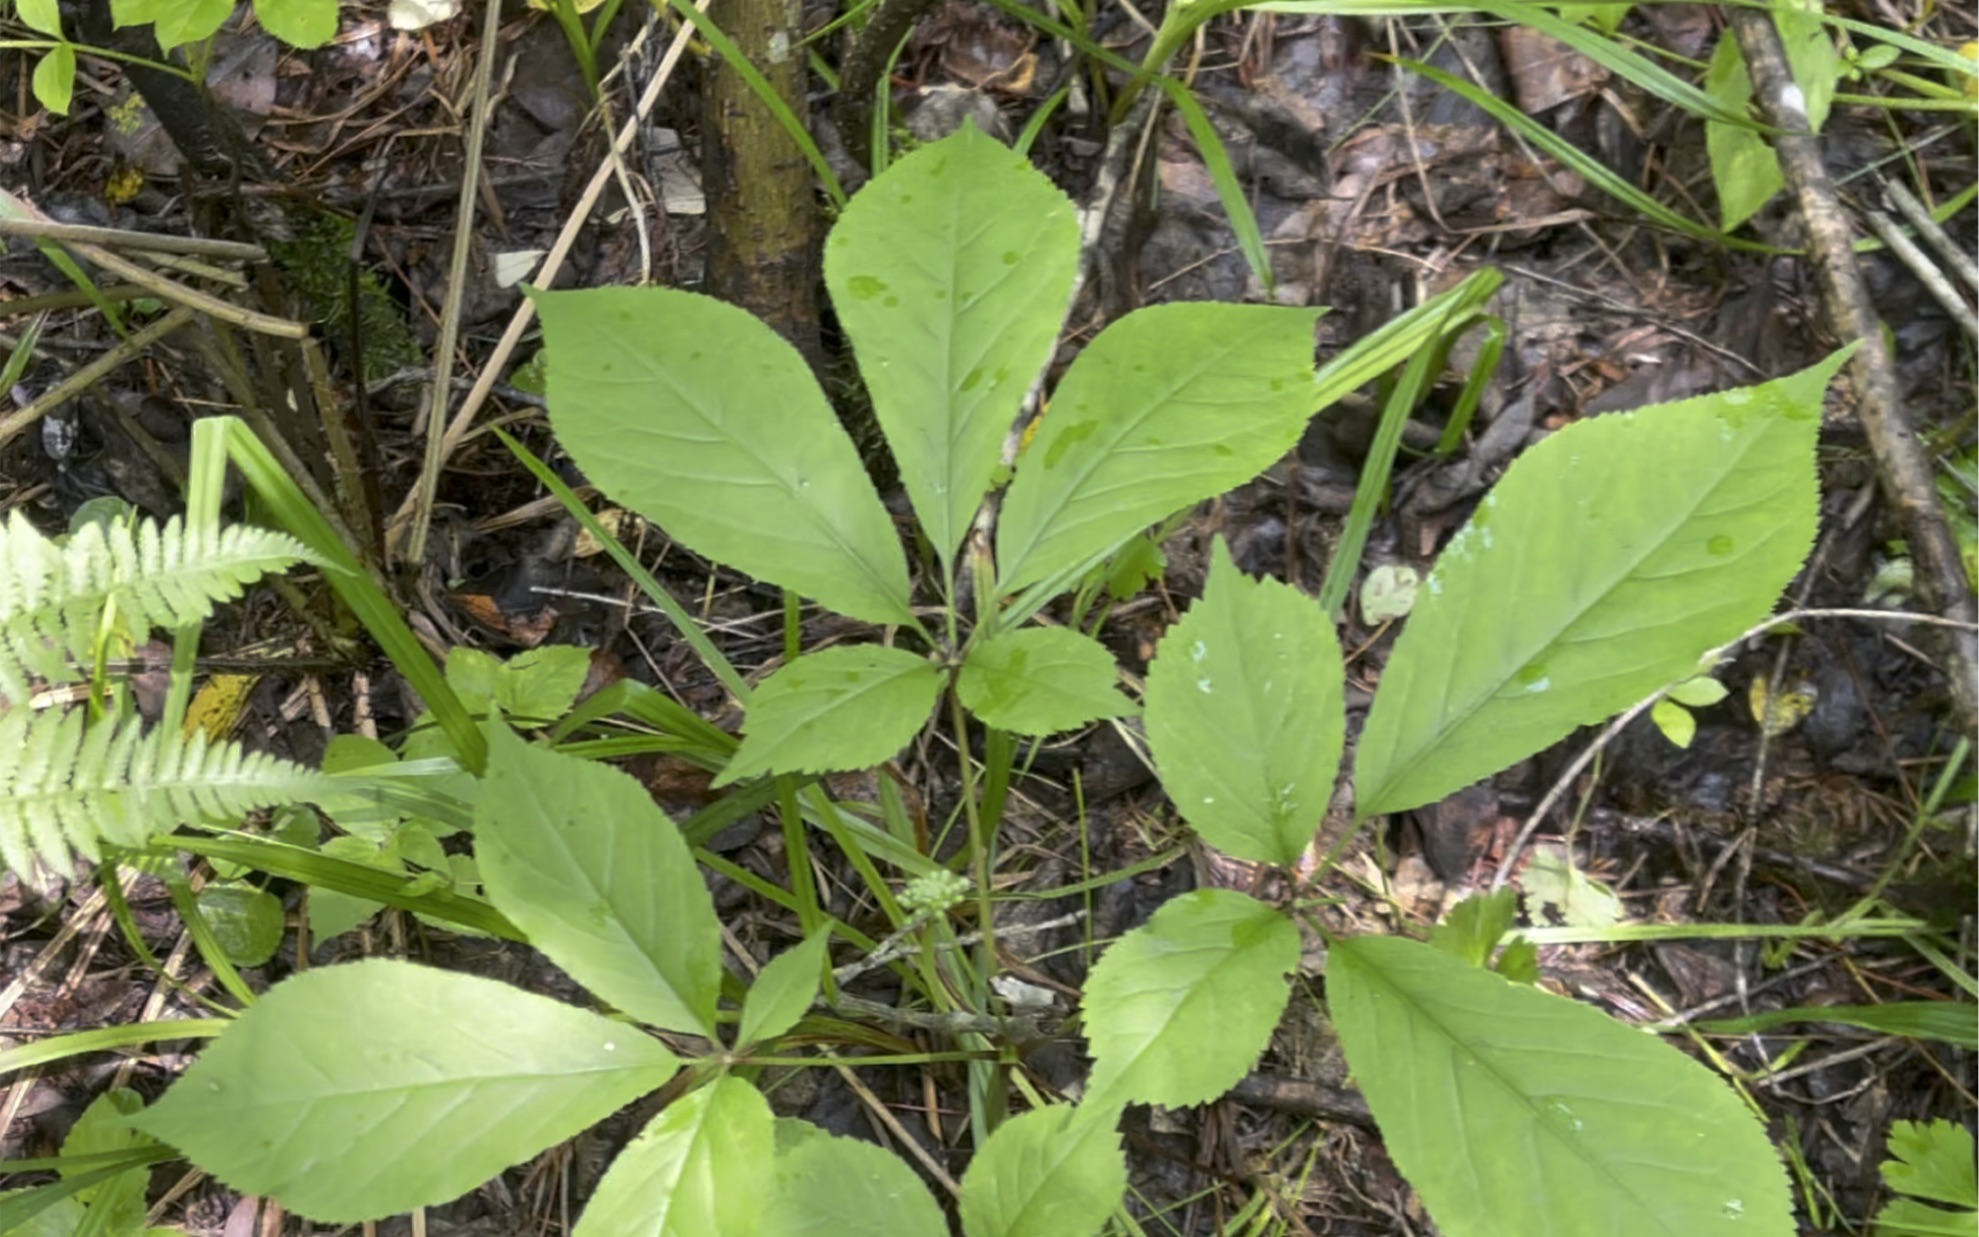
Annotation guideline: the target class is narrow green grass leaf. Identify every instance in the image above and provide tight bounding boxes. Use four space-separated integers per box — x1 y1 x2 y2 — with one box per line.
1355 351 1845 818
535 287 916 628
1329 935 1795 1237
477 724 723 1038
959 1104 1126 1237
1145 539 1343 867
957 627 1134 736
825 125 1078 573
129 961 680 1222
1155 79 1274 296
762 1121 949 1236
1697 1002 1978 1050
574 1077 774 1237
718 646 943 785
995 303 1322 601
1083 889 1299 1109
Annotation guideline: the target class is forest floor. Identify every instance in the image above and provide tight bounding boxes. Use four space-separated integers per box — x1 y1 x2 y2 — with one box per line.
0 0 1974 1233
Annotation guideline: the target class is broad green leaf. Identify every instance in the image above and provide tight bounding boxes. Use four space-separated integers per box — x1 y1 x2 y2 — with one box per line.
1355 352 1845 818
1144 539 1343 867
477 724 722 1037
956 627 1134 736
536 287 915 627
1429 888 1520 970
994 303 1322 601
1876 1198 1979 1237
16 0 60 35
148 0 233 47
575 1076 774 1237
1666 675 1729 708
717 646 942 786
959 1104 1126 1237
1882 1121 1977 1208
447 645 590 721
1705 37 1781 233
1521 844 1624 930
63 1088 151 1234
1652 699 1699 747
1082 889 1299 1109
193 882 285 967
761 1121 949 1236
824 125 1078 572
1328 935 1794 1237
0 1192 83 1237
737 930 831 1046
129 960 680 1222
253 0 339 45
1698 1003 1978 1051
30 43 74 116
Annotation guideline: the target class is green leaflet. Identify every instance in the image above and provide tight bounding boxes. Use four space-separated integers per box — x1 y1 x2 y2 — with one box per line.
1328 935 1794 1237
994 302 1322 602
1355 351 1846 818
1144 538 1343 867
535 286 916 628
737 930 831 1046
717 645 943 785
824 124 1079 574
1876 1119 1978 1237
761 1120 949 1236
129 961 681 1222
477 724 723 1038
956 627 1136 736
574 1077 775 1237
1082 889 1299 1109
251 0 339 47
1 708 337 880
958 1103 1127 1237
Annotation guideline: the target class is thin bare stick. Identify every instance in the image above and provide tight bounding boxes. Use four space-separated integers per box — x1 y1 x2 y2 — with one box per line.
1728 7 1978 737
384 0 714 546
400 0 504 568
0 215 268 261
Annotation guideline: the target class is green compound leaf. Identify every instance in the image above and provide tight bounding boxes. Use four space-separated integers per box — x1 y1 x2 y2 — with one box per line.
825 124 1078 574
536 286 915 628
575 1076 774 1237
129 960 680 1222
957 627 1134 736
762 1120 949 1236
717 645 942 786
1145 538 1343 867
1355 351 1846 819
1328 935 1794 1237
959 1103 1126 1237
477 724 722 1038
1082 889 1299 1109
252 0 339 47
737 930 831 1047
995 303 1322 602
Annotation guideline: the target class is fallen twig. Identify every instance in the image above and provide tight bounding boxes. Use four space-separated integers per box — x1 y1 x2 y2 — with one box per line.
1727 7 1979 738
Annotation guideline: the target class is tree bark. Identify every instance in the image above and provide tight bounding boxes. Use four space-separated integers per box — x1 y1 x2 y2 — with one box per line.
702 0 822 366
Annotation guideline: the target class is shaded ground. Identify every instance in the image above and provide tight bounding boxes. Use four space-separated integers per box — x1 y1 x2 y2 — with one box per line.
0 0 1974 1233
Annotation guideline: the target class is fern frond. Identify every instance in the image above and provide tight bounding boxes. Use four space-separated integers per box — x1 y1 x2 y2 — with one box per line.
0 512 321 704
0 707 338 880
